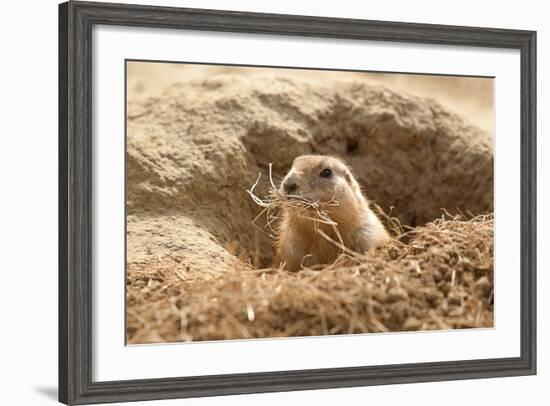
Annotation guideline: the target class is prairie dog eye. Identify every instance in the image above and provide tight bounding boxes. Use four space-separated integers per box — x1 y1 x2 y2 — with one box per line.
320 168 332 178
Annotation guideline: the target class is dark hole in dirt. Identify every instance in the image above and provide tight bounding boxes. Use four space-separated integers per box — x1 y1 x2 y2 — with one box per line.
346 138 359 155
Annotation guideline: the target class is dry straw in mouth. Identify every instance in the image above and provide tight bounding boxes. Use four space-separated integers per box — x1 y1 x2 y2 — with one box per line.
247 163 355 258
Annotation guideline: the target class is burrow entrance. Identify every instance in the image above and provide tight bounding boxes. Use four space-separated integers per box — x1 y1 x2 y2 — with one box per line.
126 77 493 270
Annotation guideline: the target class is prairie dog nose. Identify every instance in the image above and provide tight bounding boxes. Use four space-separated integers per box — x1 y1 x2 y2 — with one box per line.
283 178 298 195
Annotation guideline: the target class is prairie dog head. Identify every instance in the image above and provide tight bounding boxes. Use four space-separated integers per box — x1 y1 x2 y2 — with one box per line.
279 155 363 208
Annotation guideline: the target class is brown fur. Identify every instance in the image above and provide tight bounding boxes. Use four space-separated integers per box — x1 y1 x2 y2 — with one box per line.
275 155 390 271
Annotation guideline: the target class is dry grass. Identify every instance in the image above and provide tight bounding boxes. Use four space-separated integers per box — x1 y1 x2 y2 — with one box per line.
126 213 494 344
246 163 345 255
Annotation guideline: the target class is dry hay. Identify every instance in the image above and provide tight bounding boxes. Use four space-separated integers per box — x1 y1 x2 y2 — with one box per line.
246 163 345 251
126 213 493 344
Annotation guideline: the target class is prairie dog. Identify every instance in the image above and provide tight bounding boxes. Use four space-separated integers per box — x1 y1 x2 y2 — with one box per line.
275 155 389 271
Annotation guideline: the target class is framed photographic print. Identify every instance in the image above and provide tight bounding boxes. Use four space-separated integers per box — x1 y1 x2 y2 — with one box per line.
59 1 537 404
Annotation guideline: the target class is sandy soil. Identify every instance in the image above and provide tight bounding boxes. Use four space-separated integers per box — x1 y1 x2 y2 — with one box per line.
126 62 494 344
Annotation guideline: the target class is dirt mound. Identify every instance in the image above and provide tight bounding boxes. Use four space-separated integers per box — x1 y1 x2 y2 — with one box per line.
126 73 494 343
127 74 493 272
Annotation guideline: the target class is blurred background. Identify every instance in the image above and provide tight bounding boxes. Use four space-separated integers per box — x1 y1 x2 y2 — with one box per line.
127 61 494 133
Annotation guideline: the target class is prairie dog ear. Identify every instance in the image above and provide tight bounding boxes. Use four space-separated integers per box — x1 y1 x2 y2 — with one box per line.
344 169 363 195
344 171 353 184
344 169 358 187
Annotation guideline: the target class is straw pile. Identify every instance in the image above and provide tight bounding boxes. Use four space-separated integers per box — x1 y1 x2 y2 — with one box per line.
127 214 493 343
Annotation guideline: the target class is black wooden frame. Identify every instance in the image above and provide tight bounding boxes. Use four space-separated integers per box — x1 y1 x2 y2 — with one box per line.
59 1 537 404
